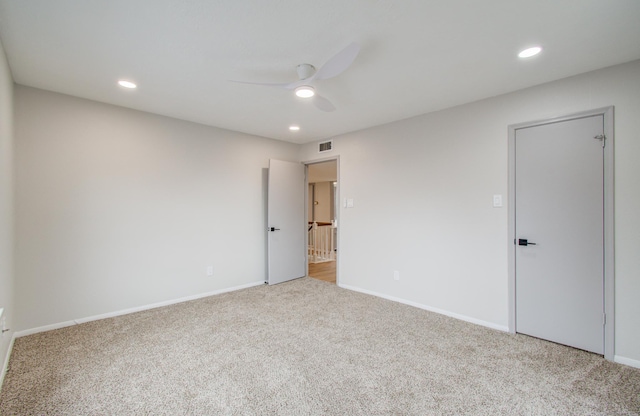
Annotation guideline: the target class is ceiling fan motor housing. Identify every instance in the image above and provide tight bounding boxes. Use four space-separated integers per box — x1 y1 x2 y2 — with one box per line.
296 63 316 80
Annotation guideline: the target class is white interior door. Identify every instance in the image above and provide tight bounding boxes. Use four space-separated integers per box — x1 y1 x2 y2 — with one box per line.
515 115 604 354
267 159 305 285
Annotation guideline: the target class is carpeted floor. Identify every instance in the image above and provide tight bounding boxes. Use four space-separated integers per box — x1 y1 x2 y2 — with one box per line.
1 277 639 415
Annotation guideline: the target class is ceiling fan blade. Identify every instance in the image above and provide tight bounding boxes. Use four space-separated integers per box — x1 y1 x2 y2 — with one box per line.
312 42 360 81
229 79 301 89
314 94 336 112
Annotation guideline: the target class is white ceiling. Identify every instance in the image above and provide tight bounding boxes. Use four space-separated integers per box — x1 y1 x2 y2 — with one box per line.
1 1 639 144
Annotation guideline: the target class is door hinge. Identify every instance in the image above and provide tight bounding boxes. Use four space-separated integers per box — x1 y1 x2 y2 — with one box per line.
603 313 606 326
594 134 605 148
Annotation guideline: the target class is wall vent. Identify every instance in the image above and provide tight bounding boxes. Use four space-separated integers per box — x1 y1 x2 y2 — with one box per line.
318 140 333 153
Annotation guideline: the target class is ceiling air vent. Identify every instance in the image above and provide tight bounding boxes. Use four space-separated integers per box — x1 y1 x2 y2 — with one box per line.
318 140 333 153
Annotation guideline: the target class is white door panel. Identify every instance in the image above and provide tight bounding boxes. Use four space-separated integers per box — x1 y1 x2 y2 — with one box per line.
515 115 604 354
267 159 305 285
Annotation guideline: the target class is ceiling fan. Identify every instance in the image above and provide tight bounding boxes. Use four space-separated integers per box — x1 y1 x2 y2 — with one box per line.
231 42 360 112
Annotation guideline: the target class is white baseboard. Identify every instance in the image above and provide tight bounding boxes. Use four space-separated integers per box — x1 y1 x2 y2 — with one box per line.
0 335 15 392
338 283 509 333
614 355 640 369
14 281 265 338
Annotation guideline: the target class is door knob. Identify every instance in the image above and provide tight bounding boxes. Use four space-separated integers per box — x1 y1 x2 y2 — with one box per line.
518 238 537 246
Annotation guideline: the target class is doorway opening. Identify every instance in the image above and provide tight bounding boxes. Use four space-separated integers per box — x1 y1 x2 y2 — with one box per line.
306 159 338 284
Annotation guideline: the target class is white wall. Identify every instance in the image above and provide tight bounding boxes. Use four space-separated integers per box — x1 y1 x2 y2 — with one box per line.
299 60 640 364
0 39 14 372
14 86 299 331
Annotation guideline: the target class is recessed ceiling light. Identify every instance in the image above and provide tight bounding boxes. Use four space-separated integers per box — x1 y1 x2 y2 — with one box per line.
295 85 315 98
518 46 542 58
118 80 137 89
289 125 300 131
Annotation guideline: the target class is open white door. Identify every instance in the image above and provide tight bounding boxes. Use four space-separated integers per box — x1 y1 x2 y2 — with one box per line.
267 159 306 285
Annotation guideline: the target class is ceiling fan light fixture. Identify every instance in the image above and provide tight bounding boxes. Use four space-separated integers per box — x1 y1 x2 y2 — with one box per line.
295 85 315 98
518 46 542 58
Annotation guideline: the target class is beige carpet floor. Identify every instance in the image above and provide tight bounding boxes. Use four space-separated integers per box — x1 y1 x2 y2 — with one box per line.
1 277 639 415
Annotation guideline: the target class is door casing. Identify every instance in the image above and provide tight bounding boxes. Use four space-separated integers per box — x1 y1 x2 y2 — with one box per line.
507 107 614 360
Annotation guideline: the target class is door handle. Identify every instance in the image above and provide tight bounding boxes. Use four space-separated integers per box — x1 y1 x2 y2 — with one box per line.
518 238 537 246
268 227 281 232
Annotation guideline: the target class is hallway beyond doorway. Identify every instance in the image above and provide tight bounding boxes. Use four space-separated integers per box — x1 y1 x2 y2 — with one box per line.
308 261 336 284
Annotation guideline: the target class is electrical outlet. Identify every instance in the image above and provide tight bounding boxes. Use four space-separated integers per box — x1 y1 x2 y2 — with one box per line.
206 266 214 277
393 271 400 281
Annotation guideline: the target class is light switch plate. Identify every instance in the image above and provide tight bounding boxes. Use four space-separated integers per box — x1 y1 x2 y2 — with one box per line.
493 194 503 208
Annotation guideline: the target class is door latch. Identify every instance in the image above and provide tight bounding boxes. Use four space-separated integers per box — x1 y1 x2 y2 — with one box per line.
268 227 281 232
518 238 537 246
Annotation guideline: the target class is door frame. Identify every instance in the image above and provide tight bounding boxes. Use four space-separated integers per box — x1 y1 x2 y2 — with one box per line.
507 106 614 360
303 156 340 285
